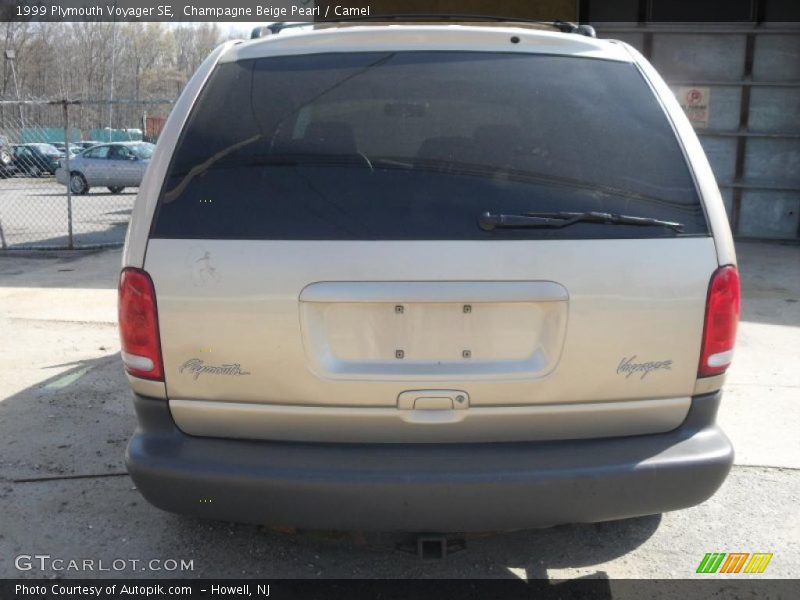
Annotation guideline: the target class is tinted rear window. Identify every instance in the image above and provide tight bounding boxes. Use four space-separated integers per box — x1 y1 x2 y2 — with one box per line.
152 51 708 240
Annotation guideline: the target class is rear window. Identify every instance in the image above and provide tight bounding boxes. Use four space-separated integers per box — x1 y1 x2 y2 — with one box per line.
152 51 708 240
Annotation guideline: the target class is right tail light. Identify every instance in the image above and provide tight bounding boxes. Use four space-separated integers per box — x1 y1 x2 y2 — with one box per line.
698 265 740 377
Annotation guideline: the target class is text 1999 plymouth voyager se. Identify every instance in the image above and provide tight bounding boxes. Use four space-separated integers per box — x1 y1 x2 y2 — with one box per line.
120 20 739 531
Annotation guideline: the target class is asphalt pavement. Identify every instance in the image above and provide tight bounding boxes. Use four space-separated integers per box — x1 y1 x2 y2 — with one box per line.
0 177 134 249
0 241 797 582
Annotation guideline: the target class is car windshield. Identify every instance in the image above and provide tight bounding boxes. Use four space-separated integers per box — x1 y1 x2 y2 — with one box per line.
130 143 155 159
154 51 708 240
32 143 59 153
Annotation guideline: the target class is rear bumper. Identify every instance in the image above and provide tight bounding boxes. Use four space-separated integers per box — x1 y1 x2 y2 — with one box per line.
126 391 733 532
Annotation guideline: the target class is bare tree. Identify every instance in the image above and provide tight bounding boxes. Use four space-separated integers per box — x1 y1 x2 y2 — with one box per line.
0 22 227 135
1 22 226 101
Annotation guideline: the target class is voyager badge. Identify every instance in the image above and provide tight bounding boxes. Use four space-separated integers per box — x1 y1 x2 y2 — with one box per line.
617 355 673 379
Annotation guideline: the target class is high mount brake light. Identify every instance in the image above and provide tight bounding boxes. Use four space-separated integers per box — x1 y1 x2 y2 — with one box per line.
118 267 164 381
698 265 740 378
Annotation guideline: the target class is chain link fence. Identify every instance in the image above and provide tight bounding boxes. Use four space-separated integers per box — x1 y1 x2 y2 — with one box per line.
0 98 173 250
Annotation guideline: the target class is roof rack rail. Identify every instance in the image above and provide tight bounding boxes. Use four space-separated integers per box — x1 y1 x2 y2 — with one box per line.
250 15 596 39
250 23 304 38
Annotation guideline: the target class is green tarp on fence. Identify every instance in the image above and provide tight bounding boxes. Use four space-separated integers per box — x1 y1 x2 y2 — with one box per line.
17 128 143 144
20 128 80 143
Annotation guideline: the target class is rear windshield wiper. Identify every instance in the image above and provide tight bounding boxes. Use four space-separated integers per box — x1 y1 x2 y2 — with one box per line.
478 211 685 233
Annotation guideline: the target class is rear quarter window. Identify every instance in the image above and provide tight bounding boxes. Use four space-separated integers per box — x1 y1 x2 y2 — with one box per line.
152 51 708 240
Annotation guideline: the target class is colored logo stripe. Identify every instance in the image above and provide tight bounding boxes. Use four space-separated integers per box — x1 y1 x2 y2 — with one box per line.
696 552 773 574
697 553 726 573
720 553 749 573
744 553 773 574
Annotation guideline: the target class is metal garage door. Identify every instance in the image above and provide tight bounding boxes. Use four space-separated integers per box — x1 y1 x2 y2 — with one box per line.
596 23 800 240
588 0 800 240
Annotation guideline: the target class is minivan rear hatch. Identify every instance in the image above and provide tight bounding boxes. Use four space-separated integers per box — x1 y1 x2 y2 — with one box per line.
143 46 717 441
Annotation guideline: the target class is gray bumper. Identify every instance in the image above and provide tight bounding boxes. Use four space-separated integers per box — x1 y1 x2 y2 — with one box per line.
126 392 732 532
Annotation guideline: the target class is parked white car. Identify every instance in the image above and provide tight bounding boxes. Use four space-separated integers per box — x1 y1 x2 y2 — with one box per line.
55 141 154 194
120 21 738 531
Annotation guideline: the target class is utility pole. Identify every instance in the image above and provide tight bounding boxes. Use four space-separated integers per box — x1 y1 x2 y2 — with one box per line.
108 1 118 139
4 49 23 128
63 100 73 249
50 99 80 250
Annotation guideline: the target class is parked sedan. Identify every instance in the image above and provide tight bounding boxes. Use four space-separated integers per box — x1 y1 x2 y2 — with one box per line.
12 143 63 176
52 142 82 157
0 135 17 178
56 142 154 194
72 140 102 151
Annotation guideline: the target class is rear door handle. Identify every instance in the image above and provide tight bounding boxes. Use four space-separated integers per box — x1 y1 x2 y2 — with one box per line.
397 390 469 410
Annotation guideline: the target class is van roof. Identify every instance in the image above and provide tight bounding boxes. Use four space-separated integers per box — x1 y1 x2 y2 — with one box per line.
220 24 633 64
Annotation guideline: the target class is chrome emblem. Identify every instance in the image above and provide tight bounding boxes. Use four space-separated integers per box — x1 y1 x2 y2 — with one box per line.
617 356 673 379
179 359 250 380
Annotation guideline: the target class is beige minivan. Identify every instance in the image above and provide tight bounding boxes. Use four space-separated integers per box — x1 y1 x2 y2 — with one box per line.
120 21 739 531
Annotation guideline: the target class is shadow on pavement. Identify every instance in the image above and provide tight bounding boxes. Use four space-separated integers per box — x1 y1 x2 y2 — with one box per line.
0 354 659 582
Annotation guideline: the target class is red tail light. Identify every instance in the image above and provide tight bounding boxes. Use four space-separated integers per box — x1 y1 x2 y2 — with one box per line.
698 265 740 377
118 268 163 380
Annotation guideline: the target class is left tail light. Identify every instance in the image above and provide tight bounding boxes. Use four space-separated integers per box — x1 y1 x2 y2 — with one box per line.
118 267 164 380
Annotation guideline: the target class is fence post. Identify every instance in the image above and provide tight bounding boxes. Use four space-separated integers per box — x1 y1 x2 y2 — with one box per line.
62 100 74 250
